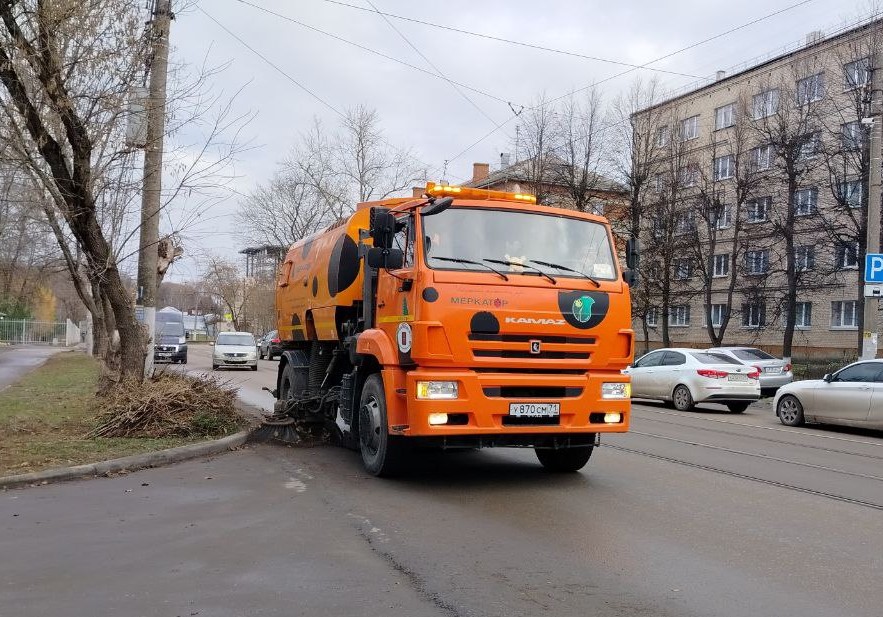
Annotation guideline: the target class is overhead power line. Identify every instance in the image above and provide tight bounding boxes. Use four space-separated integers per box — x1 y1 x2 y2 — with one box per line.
231 0 524 111
310 0 703 79
443 0 818 167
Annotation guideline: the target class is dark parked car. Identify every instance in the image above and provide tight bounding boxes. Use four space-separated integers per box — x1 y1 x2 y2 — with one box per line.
154 322 187 364
259 330 281 360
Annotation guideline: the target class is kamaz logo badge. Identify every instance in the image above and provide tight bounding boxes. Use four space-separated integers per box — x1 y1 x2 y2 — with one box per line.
504 317 566 326
529 340 541 354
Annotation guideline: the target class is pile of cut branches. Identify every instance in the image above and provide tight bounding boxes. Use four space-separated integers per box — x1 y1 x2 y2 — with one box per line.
88 372 246 438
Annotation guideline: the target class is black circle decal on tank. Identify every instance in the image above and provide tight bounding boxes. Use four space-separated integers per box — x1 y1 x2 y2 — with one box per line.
557 291 609 329
470 311 500 334
422 287 439 302
312 276 318 297
301 239 314 259
328 234 360 297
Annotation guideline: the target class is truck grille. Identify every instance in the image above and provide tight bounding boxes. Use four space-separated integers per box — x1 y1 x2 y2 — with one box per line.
473 349 589 360
483 386 583 398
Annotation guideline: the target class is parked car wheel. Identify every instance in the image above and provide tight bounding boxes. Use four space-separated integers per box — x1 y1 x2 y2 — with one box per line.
672 384 694 411
777 395 805 426
535 446 593 472
212 364 219 371
727 402 750 413
258 348 264 360
251 365 258 371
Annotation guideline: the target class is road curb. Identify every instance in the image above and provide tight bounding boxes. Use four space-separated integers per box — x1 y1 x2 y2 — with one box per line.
0 430 251 490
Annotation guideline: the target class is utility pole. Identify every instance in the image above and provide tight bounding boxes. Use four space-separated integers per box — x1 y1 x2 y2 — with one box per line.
862 49 882 360
137 0 173 376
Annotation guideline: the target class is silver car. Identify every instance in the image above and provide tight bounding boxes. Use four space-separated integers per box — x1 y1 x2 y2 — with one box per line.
774 360 883 429
707 347 793 394
212 331 258 371
624 348 761 413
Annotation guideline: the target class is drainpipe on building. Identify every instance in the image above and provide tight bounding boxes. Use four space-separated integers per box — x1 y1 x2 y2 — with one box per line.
862 49 882 360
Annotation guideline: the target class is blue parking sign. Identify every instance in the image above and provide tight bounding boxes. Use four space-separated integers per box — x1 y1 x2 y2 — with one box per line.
865 254 883 283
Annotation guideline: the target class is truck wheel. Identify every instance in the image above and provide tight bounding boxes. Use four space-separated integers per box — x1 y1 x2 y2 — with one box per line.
535 446 593 472
279 362 307 402
358 374 407 477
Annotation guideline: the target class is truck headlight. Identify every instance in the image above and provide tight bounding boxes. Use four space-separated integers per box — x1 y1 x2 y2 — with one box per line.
601 382 630 399
416 381 458 400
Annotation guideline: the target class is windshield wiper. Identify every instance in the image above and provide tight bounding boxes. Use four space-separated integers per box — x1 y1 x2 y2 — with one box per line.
528 259 601 288
430 256 509 281
483 258 557 285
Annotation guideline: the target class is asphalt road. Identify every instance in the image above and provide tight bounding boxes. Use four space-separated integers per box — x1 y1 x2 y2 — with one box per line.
3 354 882 616
177 344 278 412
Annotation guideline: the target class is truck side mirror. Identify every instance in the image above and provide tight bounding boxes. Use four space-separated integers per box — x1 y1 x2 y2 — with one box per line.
626 237 640 270
421 196 453 216
623 269 638 287
370 208 396 249
366 247 404 270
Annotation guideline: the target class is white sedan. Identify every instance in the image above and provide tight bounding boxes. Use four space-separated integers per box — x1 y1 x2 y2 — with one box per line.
774 359 883 429
211 331 259 371
624 348 761 413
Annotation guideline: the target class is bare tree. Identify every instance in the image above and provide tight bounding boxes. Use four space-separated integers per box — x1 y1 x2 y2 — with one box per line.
516 93 559 205
203 256 256 332
552 87 606 212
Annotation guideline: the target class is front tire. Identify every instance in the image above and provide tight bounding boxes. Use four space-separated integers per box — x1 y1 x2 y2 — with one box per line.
279 362 307 403
535 446 593 472
358 374 407 476
777 395 805 426
727 402 750 413
212 364 219 371
672 384 694 411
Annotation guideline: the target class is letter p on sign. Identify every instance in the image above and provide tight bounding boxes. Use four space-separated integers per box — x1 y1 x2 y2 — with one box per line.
865 254 883 283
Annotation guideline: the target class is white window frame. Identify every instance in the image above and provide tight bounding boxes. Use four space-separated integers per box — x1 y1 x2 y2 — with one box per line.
655 126 669 148
715 103 735 130
654 173 666 193
646 307 658 327
844 57 870 90
797 132 821 161
709 304 726 327
794 188 818 216
679 165 698 187
680 115 699 141
746 249 769 275
669 305 690 327
795 245 815 271
713 205 732 230
838 180 863 209
831 300 857 328
674 210 695 235
841 121 863 152
836 242 860 269
742 302 766 328
796 73 825 105
713 254 729 277
750 144 773 171
746 197 770 223
753 89 779 119
794 302 812 329
713 155 735 181
674 258 693 280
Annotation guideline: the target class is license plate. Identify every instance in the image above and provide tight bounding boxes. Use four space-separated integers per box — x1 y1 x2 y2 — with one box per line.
765 367 782 374
509 402 560 417
728 374 748 382
158 353 171 357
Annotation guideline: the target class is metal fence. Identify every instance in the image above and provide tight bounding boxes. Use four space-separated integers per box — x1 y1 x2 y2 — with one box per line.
0 319 81 346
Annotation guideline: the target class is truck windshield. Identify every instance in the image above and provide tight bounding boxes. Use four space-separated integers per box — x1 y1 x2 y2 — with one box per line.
422 207 617 280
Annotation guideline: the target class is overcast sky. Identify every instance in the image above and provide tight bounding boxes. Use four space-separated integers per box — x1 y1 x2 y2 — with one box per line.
162 0 869 282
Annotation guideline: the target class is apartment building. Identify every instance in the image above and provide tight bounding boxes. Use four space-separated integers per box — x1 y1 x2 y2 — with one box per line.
632 17 883 357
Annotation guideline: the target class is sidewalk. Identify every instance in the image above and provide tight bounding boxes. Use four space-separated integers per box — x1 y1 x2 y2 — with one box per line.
0 346 66 392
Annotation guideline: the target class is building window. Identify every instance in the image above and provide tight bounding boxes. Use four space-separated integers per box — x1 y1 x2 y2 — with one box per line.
750 144 773 171
654 173 666 193
794 188 818 216
841 121 863 152
796 73 825 105
742 302 766 328
831 300 857 328
679 164 698 187
589 201 605 215
796 132 821 160
674 258 693 280
837 180 863 209
753 88 779 119
646 307 659 327
680 115 699 141
669 305 690 326
713 205 732 230
746 197 770 223
713 254 730 277
674 210 695 235
709 304 727 327
795 245 815 271
713 155 735 181
656 126 669 148
650 216 667 239
844 57 870 90
794 302 812 328
836 242 859 269
715 103 735 130
746 249 769 275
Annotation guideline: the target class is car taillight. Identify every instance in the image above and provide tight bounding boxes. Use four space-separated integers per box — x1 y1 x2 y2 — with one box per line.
748 369 761 379
271 338 280 343
784 363 792 372
697 369 728 379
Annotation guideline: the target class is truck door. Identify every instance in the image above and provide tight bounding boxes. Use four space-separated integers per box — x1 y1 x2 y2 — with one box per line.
375 213 418 362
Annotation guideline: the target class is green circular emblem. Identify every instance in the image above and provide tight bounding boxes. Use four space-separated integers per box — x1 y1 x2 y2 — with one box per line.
572 295 595 323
